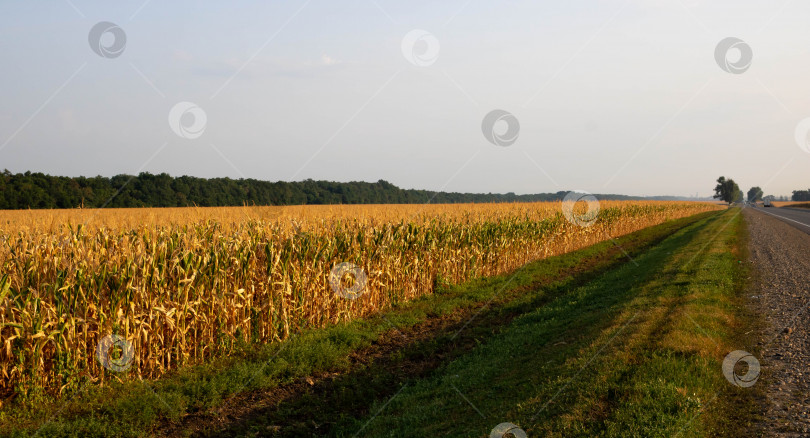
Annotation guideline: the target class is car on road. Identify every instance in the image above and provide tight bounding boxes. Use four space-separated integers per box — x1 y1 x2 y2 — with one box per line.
764 200 773 207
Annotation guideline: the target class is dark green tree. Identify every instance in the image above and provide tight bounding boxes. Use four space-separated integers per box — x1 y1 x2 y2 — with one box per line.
746 186 763 202
792 189 810 202
713 176 740 204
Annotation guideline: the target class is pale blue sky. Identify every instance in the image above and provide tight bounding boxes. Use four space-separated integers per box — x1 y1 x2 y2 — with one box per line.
1 0 809 197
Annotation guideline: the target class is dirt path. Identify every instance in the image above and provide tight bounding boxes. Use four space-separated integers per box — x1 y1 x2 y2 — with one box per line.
744 208 810 436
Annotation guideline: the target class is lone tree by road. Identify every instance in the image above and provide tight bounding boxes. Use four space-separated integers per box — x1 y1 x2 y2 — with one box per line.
747 186 763 202
713 176 741 204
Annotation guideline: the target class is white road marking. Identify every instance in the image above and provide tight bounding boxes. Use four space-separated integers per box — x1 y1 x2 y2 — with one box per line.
754 208 810 230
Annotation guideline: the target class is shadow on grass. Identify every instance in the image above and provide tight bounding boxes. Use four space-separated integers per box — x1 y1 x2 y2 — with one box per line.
338 210 749 437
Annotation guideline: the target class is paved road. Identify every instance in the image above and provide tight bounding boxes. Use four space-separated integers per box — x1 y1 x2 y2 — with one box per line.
750 206 810 235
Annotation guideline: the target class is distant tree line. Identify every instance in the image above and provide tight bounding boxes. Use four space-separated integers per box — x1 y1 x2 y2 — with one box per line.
718 176 807 203
0 170 649 209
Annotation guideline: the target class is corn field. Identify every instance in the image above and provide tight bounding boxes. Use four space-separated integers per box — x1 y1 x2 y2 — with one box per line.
0 201 719 400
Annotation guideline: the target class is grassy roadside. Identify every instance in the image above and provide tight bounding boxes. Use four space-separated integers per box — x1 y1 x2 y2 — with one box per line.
347 208 757 437
1 211 719 438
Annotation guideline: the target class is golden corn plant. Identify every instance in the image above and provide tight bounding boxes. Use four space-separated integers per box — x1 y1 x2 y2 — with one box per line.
0 201 720 400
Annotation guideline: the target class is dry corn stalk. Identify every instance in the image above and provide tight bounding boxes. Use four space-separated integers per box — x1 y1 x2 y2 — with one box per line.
0 201 720 399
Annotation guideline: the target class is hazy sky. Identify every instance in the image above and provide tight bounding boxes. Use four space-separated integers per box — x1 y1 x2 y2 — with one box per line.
1 1 809 197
